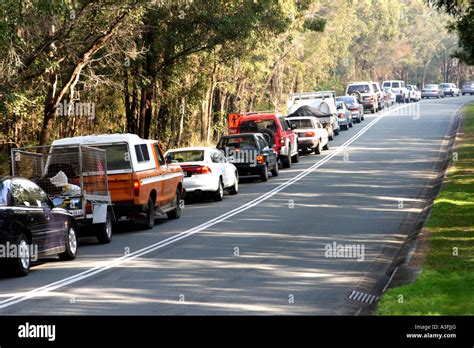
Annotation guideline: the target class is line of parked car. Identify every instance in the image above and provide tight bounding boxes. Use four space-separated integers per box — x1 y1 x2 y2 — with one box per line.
1 79 472 277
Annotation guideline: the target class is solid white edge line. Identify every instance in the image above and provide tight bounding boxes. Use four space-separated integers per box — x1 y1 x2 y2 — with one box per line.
0 103 410 310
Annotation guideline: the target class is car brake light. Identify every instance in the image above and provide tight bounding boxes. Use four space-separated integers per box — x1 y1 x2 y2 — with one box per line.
305 131 315 137
256 155 265 164
181 165 212 175
338 113 344 118
133 180 140 196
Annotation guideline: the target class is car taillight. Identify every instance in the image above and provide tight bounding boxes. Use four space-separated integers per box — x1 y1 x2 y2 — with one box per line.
305 131 315 137
181 165 212 175
348 107 358 111
133 180 140 196
338 113 344 118
280 138 285 145
86 201 92 214
256 155 265 164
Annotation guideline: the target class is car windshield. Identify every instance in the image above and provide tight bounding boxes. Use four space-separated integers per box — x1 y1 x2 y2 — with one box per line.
218 136 257 149
167 150 204 163
392 82 400 88
336 96 355 103
440 84 449 88
240 119 277 133
289 119 313 129
347 85 370 93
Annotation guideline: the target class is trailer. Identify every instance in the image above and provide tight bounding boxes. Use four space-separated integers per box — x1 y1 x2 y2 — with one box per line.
11 144 114 244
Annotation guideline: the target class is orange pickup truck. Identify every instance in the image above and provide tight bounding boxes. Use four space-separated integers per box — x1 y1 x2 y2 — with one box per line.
52 134 184 229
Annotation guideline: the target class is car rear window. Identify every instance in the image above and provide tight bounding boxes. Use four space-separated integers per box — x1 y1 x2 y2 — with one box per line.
167 150 204 163
347 84 371 93
337 96 355 103
289 119 313 129
97 144 132 171
392 82 400 88
240 119 277 133
218 136 257 149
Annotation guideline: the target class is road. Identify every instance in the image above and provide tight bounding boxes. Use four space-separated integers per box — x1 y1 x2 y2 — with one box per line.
0 96 471 315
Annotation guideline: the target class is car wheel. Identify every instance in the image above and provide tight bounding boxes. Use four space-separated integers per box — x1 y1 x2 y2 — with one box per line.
349 121 353 128
271 162 279 177
281 155 291 168
322 141 329 151
333 127 340 136
96 210 113 243
59 223 78 260
168 188 183 218
11 233 31 277
260 164 269 182
142 196 155 230
292 151 299 163
228 173 239 194
213 179 224 201
314 141 321 155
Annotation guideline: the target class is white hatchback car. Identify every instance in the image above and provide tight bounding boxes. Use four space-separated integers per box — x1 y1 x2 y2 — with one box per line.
165 147 239 201
287 117 329 155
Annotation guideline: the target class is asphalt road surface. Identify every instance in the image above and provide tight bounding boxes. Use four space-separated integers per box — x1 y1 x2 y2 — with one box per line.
0 96 471 315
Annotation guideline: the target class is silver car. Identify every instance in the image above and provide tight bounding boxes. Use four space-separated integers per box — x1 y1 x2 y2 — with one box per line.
336 96 364 123
462 82 474 95
335 101 353 130
421 84 444 99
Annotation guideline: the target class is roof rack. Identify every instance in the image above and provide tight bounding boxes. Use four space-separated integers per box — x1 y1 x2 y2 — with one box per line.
288 91 335 100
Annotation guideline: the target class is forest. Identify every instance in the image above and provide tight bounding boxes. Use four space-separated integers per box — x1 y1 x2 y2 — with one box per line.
1 0 473 152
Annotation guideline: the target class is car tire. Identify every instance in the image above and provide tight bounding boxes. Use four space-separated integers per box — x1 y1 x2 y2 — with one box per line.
333 127 340 136
228 173 239 194
349 121 353 128
96 210 113 243
292 151 299 163
11 233 31 277
257 128 275 147
271 163 279 177
213 179 224 201
141 196 155 230
314 141 321 155
281 155 291 168
167 188 183 218
323 141 329 151
260 164 269 182
59 223 78 261
371 106 376 114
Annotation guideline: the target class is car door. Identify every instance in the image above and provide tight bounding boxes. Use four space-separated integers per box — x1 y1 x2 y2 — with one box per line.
209 149 227 185
10 179 50 253
152 143 169 208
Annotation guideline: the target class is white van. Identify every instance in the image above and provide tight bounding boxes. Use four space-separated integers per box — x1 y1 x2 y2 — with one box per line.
382 80 409 103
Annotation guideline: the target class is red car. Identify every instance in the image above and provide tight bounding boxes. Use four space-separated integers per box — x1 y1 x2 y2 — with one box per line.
236 112 299 168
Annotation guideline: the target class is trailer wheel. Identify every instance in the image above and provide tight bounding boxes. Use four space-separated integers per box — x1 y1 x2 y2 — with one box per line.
96 210 113 244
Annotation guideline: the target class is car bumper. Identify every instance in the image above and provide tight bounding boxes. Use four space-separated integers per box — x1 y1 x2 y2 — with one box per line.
421 92 440 97
183 174 219 193
298 138 318 150
234 163 266 176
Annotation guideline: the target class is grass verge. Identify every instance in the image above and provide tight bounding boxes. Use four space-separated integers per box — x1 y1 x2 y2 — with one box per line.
377 102 474 315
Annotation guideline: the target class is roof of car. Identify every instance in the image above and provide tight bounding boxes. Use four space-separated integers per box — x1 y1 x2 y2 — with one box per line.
51 133 156 146
347 81 372 85
167 147 212 152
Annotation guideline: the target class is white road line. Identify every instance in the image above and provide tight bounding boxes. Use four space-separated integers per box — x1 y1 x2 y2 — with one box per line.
0 104 410 310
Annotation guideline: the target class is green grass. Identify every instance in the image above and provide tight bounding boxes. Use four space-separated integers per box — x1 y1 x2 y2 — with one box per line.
377 103 474 315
